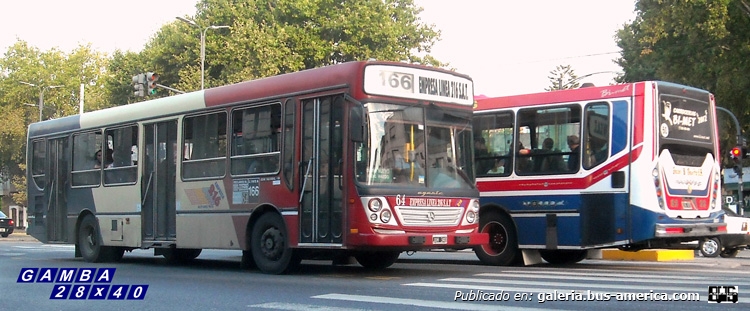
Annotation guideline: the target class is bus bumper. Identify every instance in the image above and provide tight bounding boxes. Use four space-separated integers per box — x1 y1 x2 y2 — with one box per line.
348 231 488 249
654 222 726 238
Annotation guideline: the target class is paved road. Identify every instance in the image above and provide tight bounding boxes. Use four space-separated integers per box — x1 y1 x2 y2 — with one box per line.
2 232 748 310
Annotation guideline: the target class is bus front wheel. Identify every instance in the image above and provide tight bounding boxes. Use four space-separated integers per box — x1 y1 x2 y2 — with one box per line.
474 211 520 266
251 213 300 274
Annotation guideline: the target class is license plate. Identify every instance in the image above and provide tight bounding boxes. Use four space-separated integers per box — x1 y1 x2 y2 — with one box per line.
0 228 5 233
432 234 447 245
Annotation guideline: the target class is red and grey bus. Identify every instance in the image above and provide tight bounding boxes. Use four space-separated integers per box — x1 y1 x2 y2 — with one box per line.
472 81 725 265
25 61 485 274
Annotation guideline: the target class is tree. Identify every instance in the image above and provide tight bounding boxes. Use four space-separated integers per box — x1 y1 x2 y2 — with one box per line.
128 0 444 93
0 40 110 207
614 0 750 158
546 65 580 91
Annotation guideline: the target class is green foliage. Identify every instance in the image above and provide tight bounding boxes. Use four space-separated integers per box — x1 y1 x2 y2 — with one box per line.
137 0 443 92
615 0 750 162
0 40 110 204
546 65 580 91
0 0 442 206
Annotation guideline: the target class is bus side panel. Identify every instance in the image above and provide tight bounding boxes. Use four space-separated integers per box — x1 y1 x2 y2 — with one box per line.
65 187 96 243
580 193 630 246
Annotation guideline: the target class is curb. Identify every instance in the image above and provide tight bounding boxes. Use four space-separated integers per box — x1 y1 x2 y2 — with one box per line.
601 249 694 261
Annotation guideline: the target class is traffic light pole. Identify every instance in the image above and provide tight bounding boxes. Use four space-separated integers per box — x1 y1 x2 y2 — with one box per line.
717 106 744 215
156 84 185 94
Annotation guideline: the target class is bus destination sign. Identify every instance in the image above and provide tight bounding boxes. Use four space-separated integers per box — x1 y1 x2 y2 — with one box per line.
363 64 473 106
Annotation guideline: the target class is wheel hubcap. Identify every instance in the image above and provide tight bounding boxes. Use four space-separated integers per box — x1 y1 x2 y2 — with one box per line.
260 227 283 259
481 222 508 255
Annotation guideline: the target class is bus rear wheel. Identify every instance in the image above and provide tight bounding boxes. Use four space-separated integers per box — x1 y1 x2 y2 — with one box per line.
251 213 300 274
473 211 520 266
354 251 401 270
539 250 587 264
78 215 122 263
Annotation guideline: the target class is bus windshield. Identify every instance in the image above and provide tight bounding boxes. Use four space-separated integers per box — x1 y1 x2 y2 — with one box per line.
356 102 474 189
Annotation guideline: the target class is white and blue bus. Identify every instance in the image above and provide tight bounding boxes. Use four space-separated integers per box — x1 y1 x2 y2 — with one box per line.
472 81 726 265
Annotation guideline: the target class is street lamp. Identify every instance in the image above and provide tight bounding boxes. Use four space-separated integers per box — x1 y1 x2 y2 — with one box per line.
176 17 230 90
19 81 63 121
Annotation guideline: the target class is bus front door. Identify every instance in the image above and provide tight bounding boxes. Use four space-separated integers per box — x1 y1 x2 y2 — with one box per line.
141 121 178 244
46 137 69 242
300 96 344 244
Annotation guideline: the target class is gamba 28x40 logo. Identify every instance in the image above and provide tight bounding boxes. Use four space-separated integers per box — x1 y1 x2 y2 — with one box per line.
17 268 148 300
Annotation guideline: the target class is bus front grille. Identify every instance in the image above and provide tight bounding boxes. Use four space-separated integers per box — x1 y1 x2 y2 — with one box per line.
395 206 462 226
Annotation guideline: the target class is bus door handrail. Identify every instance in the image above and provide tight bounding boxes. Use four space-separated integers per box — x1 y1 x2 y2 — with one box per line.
299 158 313 204
141 171 154 206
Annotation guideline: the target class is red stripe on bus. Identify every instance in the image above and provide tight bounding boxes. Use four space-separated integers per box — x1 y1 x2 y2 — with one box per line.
477 147 638 192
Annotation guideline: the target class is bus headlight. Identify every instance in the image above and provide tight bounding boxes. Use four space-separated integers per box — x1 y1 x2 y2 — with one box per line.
368 199 383 212
470 200 480 213
466 210 477 224
380 209 392 223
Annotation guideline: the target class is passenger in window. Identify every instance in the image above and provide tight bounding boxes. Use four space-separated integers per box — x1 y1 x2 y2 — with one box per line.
567 135 581 171
538 138 565 172
486 158 505 174
474 136 493 174
94 149 113 169
516 142 532 172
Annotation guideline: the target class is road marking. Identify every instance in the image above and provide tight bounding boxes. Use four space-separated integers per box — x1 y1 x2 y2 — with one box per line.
477 272 750 284
313 293 572 311
249 302 374 311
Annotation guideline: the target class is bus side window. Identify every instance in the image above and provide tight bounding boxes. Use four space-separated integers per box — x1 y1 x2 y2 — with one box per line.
583 103 610 170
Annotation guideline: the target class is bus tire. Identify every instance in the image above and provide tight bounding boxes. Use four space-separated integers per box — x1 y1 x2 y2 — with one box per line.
251 213 300 274
720 248 740 258
354 251 401 270
539 250 587 264
163 248 202 264
473 211 520 266
78 215 106 262
699 237 721 258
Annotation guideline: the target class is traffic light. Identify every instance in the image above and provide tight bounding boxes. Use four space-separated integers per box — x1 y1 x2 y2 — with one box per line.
730 146 747 175
146 72 159 95
132 74 145 97
730 146 742 160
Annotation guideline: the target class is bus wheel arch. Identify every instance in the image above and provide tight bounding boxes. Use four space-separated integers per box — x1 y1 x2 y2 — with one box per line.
248 209 300 274
474 205 521 266
76 212 122 263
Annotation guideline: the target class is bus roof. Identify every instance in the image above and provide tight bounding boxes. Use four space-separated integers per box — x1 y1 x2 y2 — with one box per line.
28 61 472 138
474 81 711 112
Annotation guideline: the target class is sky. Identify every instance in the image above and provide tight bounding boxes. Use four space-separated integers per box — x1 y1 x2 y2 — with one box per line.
1 0 637 97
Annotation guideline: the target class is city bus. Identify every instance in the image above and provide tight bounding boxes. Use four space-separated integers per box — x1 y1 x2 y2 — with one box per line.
471 81 726 265
25 61 485 274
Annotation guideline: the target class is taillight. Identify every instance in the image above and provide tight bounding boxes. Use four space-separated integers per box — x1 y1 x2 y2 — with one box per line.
9 219 14 226
664 227 684 234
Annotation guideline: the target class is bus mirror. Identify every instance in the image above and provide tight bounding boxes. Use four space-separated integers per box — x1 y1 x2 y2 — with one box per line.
350 106 364 142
